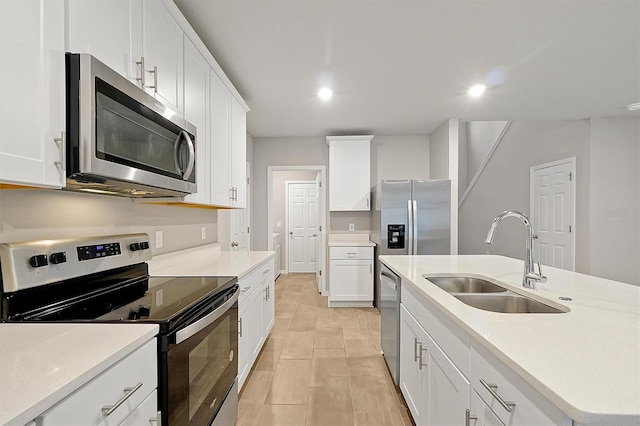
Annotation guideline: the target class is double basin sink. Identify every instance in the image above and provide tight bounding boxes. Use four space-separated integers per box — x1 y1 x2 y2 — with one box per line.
423 276 568 314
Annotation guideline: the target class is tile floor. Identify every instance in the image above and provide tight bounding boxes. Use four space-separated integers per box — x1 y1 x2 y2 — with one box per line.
237 273 412 426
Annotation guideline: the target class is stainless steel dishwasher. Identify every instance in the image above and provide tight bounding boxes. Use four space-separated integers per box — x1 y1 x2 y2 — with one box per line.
380 263 401 385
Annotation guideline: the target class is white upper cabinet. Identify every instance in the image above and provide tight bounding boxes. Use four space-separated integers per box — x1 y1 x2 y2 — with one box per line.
210 72 247 208
327 135 373 211
210 72 232 206
140 0 184 115
66 0 139 83
0 0 66 188
183 36 210 205
231 98 247 208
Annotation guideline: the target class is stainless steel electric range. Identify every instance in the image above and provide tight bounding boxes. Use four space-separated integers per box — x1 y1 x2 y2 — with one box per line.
0 234 238 426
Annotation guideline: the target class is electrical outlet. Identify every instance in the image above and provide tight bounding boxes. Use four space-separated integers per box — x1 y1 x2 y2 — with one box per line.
349 223 355 231
201 226 206 240
155 230 163 249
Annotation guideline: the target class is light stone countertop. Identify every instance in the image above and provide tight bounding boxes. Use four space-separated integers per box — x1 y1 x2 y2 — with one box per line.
148 244 274 278
379 254 640 426
328 233 375 247
0 323 158 426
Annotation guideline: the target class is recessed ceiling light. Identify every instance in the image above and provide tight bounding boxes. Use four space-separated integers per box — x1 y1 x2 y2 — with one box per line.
318 87 333 101
468 84 486 98
626 102 640 111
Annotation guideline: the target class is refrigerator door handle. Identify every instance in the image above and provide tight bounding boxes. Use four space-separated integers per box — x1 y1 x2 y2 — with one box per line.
407 199 413 255
412 200 418 254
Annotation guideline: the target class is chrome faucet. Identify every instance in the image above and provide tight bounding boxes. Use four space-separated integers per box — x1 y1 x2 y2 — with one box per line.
485 210 547 288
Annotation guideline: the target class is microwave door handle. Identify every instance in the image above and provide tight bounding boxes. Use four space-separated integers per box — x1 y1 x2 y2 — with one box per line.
175 289 239 344
173 131 196 180
181 131 195 180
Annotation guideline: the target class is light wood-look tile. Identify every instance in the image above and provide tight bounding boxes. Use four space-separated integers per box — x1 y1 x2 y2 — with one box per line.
239 273 412 426
306 386 354 425
264 359 312 404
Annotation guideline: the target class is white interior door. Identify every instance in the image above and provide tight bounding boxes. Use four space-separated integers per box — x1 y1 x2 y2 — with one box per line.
287 181 318 273
531 158 575 270
229 162 251 251
315 173 323 292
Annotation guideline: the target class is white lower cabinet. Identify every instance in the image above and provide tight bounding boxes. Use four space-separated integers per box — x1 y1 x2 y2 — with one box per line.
400 304 469 426
328 246 374 307
120 390 160 426
399 280 571 426
237 257 275 390
36 338 158 425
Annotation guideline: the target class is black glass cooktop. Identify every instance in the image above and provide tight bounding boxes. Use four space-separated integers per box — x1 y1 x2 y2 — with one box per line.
97 275 237 323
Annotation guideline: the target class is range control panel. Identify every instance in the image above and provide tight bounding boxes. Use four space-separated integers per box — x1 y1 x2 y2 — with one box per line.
0 233 152 293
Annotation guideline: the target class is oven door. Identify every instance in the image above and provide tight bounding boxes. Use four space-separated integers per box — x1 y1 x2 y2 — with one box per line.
163 287 238 426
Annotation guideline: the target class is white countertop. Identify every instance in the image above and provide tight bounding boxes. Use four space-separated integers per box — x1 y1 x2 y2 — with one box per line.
148 244 274 278
0 323 158 426
379 255 640 426
328 233 375 247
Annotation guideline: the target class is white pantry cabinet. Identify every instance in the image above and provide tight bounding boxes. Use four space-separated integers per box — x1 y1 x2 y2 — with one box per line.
35 339 158 425
0 0 66 188
328 246 374 307
183 35 211 205
327 135 373 211
237 257 275 390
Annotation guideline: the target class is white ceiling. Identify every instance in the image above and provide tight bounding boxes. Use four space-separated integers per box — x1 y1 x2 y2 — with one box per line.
173 0 640 138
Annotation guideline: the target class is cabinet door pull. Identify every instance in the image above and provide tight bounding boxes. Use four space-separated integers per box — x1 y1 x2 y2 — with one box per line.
53 131 65 170
465 409 477 426
136 57 146 87
417 343 427 370
413 337 420 362
101 382 143 416
150 411 162 424
479 379 515 412
264 286 268 301
239 317 243 337
147 65 158 92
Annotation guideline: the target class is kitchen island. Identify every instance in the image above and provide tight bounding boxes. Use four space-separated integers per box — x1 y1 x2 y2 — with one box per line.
380 254 640 426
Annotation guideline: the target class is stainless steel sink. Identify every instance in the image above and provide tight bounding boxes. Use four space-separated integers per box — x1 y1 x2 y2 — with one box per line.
423 275 507 293
454 294 568 314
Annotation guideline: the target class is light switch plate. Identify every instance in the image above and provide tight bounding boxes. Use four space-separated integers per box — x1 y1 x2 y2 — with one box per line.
276 221 281 228
155 230 163 249
349 223 355 231
201 226 206 240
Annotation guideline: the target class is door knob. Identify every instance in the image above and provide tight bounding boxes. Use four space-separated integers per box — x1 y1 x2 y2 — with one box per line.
231 242 239 247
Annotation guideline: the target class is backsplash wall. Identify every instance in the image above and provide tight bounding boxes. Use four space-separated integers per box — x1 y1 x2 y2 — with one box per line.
0 189 218 255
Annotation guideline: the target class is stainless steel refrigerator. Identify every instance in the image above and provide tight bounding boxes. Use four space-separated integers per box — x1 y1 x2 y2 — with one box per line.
371 179 451 385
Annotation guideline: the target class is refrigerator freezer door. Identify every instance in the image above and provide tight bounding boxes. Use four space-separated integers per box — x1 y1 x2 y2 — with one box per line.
380 180 412 256
413 180 451 255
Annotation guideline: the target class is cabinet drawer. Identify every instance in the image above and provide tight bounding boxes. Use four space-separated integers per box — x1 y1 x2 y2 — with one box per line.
252 258 275 285
470 342 570 426
238 274 253 305
120 389 159 426
38 339 158 426
329 246 373 260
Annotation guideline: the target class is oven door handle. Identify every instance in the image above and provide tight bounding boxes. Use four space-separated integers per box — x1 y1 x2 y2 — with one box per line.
175 289 239 344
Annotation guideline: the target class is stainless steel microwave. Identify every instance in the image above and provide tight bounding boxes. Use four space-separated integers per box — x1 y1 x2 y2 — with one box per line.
65 53 197 197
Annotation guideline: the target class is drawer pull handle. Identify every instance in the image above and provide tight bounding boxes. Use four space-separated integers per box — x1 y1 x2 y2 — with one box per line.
241 286 251 294
479 378 515 412
101 382 143 416
465 409 477 426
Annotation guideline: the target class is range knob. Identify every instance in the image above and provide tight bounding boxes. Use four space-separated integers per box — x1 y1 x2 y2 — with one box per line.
50 252 67 265
140 241 150 250
129 242 141 251
28 254 48 268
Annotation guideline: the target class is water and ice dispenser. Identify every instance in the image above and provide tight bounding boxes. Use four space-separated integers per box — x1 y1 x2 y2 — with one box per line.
387 224 405 249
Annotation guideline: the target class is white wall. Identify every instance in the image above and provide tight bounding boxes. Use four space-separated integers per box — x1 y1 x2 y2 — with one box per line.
429 122 449 179
467 121 509 183
589 117 640 285
0 189 217 254
251 135 431 250
459 119 591 272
